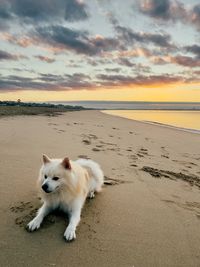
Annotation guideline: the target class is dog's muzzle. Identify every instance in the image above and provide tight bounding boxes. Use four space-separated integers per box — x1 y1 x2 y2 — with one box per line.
42 183 51 193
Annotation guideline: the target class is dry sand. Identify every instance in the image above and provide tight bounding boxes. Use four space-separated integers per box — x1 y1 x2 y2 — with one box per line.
0 110 200 267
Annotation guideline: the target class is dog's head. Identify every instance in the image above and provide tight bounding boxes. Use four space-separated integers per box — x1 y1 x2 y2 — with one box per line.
38 154 71 194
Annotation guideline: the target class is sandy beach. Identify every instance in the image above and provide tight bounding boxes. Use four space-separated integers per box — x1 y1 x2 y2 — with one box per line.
0 110 200 267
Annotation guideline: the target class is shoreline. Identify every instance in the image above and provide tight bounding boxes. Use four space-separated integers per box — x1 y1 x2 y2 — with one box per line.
50 100 200 111
102 110 200 135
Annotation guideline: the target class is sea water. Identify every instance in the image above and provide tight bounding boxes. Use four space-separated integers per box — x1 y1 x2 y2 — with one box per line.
103 110 200 132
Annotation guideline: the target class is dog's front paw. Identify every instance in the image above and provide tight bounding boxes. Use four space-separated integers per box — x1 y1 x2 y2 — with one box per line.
64 227 76 242
88 191 95 199
26 217 41 232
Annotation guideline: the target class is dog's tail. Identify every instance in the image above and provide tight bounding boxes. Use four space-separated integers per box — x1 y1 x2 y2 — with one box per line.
76 158 104 192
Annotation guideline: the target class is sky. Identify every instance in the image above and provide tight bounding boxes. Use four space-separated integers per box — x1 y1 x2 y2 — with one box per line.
0 0 200 102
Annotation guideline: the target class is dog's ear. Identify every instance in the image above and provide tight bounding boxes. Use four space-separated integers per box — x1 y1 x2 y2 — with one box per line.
42 154 51 164
61 157 71 170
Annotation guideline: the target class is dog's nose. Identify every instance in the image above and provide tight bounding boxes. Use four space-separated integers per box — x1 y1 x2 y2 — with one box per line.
42 183 48 192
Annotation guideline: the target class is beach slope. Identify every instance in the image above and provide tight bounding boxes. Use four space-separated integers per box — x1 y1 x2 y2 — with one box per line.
0 111 200 267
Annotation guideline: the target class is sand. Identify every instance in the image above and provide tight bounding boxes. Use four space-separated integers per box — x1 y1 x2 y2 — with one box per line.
0 110 200 267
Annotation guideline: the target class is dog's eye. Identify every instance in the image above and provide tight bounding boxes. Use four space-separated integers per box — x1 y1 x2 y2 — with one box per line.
52 176 59 181
44 175 47 179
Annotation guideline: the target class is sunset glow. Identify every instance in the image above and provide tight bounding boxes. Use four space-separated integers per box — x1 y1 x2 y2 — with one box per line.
0 0 200 102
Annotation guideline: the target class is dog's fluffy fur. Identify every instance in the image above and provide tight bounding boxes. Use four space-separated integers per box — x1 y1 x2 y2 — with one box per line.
27 155 104 241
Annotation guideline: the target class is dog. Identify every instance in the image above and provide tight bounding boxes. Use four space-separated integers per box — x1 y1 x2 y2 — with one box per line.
27 154 104 241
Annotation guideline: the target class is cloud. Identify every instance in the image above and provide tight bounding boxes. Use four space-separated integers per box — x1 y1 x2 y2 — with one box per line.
190 4 200 30
33 25 93 55
185 45 200 58
150 54 200 67
138 0 172 20
0 33 37 47
90 34 123 52
117 58 135 67
86 58 114 66
0 50 26 61
111 47 153 59
170 55 200 67
34 25 95 55
0 0 89 25
110 18 175 49
0 75 46 91
138 0 200 30
138 0 186 22
32 25 121 56
0 1 12 19
150 56 169 65
96 73 183 87
9 20 173 58
0 69 198 92
65 0 89 22
35 55 55 63
0 72 94 92
2 13 175 59
104 68 121 73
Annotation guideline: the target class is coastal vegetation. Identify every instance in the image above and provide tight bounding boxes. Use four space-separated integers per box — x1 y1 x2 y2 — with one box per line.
0 101 86 117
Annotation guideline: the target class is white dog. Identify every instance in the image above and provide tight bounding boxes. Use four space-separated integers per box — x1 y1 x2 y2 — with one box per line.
27 155 104 241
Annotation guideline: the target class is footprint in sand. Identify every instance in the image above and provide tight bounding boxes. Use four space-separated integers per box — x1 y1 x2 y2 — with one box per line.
15 209 38 227
96 145 103 148
196 214 200 219
95 141 119 152
137 153 144 158
130 164 138 167
10 201 33 213
48 123 58 126
82 139 91 145
104 176 133 186
141 166 200 189
188 162 198 166
89 134 98 140
129 155 138 160
140 148 148 152
182 169 189 173
137 148 149 157
10 201 39 228
161 155 169 159
161 146 170 158
73 122 84 125
172 159 198 169
11 201 63 229
162 199 200 219
78 155 91 159
82 134 98 145
92 148 101 152
107 148 119 152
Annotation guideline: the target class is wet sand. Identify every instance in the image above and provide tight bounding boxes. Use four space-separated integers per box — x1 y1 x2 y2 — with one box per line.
0 110 200 267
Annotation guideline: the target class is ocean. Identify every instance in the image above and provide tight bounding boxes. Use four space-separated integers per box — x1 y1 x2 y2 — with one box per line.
51 101 200 110
103 110 200 133
50 101 200 132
